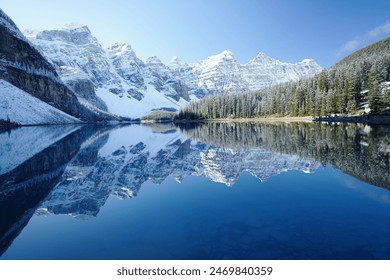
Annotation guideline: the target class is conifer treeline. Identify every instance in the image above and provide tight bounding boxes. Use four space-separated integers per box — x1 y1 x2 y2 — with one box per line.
176 38 390 120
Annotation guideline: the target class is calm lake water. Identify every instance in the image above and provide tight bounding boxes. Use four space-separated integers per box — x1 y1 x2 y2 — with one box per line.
1 122 390 260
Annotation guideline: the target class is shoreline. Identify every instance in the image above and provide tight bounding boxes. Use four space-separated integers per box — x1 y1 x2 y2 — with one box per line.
3 113 390 131
205 116 313 123
174 116 314 124
314 112 390 125
174 112 390 125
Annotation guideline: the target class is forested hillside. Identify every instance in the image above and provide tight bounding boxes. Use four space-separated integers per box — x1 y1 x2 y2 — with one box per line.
176 37 390 120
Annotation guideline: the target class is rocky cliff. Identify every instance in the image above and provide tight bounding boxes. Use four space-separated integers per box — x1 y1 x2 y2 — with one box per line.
0 9 116 123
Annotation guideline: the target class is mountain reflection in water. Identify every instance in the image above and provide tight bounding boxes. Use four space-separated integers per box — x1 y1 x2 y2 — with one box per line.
1 122 390 259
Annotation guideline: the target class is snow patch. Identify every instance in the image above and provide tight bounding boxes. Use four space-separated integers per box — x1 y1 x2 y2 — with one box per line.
96 80 187 118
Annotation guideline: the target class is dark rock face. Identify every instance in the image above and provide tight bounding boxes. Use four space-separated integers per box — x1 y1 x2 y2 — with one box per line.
126 89 144 101
166 79 190 101
65 79 108 111
145 56 190 102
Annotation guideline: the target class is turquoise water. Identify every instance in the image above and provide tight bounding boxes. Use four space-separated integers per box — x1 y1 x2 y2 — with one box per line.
1 123 390 259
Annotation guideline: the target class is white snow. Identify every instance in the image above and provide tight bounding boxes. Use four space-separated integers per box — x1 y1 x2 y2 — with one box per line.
96 80 187 118
0 79 80 125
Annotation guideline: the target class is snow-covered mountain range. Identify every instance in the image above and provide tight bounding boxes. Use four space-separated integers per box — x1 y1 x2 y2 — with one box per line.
170 50 322 97
24 25 189 119
24 24 322 119
1 8 321 123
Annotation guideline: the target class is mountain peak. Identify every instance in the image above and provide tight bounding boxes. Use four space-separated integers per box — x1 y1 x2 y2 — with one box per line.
106 42 135 56
146 56 163 64
219 50 235 59
169 56 185 69
255 51 271 59
170 56 181 64
202 50 238 68
29 24 99 47
248 52 277 64
61 23 90 32
300 58 316 64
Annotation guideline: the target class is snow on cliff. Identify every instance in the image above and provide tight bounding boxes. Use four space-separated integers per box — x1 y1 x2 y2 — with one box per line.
0 79 80 125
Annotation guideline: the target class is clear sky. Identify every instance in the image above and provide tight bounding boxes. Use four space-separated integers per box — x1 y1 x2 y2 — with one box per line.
2 0 390 67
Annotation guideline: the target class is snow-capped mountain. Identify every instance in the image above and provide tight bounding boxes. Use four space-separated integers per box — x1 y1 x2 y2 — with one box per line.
24 24 322 118
0 9 116 125
242 52 322 89
197 50 249 95
170 50 322 98
25 26 189 118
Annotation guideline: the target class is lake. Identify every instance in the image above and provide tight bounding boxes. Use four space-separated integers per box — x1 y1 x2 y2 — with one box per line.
1 122 390 260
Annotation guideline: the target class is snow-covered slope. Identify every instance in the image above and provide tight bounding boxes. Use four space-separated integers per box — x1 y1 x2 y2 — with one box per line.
0 79 80 125
96 81 187 118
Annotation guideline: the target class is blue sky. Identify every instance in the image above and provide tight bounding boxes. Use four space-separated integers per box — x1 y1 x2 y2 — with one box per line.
2 0 390 67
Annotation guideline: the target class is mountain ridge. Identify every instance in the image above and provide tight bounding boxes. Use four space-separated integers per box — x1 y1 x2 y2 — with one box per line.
176 37 390 120
0 8 122 125
24 23 322 118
